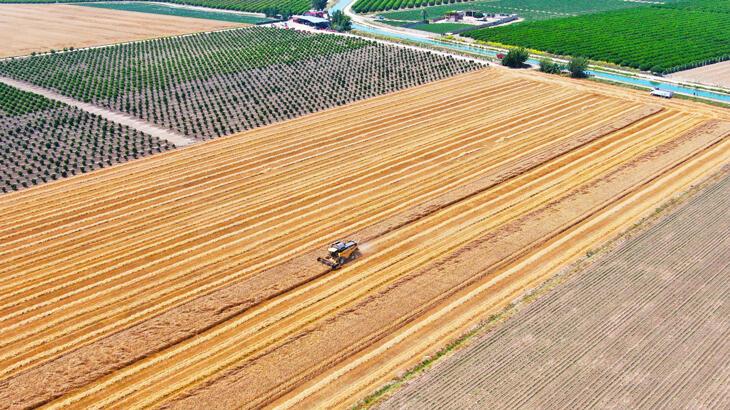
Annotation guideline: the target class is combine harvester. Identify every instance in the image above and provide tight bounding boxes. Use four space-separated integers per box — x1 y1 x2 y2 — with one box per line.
317 240 360 270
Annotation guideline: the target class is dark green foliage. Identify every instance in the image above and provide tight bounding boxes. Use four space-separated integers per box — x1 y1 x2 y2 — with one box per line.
330 10 352 32
539 58 561 74
311 0 327 10
0 83 55 116
465 7 730 73
502 47 528 68
567 56 588 78
658 0 730 13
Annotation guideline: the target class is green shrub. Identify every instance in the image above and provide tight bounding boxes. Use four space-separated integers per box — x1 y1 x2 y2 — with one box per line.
502 47 529 68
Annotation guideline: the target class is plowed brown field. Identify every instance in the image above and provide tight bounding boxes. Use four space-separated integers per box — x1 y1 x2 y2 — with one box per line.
0 4 244 58
0 68 728 409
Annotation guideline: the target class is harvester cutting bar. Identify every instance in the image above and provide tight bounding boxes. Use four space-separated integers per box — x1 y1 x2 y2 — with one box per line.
317 256 341 269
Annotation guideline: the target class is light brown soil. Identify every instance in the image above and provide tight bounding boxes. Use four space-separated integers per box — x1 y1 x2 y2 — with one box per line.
0 69 728 409
0 4 244 58
668 60 730 90
380 170 730 410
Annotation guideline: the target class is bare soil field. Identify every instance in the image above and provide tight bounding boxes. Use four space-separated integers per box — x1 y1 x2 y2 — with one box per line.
0 68 728 409
380 169 730 410
0 4 244 58
668 60 730 90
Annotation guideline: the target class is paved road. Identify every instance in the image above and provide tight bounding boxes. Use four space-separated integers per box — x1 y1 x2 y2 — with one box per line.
0 76 195 147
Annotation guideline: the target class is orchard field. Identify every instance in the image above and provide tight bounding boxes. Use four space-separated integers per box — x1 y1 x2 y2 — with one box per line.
365 0 641 18
0 82 173 193
466 5 730 73
0 28 479 140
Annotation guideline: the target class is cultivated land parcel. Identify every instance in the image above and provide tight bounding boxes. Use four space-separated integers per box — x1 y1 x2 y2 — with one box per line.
0 4 245 58
0 67 729 409
381 169 730 409
0 28 478 141
0 28 477 191
465 2 730 74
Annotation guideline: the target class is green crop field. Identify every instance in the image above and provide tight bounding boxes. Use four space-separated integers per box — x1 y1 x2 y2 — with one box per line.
411 22 473 33
360 0 640 16
0 0 310 14
659 0 730 13
80 2 273 24
465 7 730 73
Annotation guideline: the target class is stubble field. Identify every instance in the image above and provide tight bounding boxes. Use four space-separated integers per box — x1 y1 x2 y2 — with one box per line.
668 60 730 90
380 168 730 409
0 68 729 409
0 4 245 58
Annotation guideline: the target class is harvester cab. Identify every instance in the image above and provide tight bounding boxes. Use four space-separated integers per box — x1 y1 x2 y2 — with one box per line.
317 240 359 270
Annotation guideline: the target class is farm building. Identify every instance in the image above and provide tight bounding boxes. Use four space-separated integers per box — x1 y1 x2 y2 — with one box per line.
293 15 330 28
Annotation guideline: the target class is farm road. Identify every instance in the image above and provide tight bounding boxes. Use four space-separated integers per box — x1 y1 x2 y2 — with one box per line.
0 76 195 147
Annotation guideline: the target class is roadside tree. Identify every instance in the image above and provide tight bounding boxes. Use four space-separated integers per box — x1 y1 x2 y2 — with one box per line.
539 58 562 74
330 10 352 31
568 56 589 78
502 47 529 68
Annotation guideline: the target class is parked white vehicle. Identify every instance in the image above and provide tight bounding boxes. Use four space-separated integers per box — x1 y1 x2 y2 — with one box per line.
651 88 674 98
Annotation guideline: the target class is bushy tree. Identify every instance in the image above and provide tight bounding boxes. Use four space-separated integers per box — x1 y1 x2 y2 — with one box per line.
330 10 352 32
568 56 589 78
312 0 327 11
502 47 529 68
539 58 562 74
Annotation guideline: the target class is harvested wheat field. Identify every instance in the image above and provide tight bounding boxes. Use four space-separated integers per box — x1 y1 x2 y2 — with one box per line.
380 169 730 409
668 60 730 90
0 68 729 409
0 4 245 58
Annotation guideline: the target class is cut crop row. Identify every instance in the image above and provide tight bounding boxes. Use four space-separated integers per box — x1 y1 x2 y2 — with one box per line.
0 28 480 140
0 83 174 194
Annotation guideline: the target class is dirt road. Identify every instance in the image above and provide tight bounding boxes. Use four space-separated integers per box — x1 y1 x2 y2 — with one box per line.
0 69 728 409
380 170 730 409
0 4 245 58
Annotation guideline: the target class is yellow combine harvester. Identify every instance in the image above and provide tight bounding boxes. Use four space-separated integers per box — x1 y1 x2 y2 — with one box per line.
317 240 359 270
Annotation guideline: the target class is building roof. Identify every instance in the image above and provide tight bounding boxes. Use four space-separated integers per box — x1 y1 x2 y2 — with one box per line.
295 15 329 24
